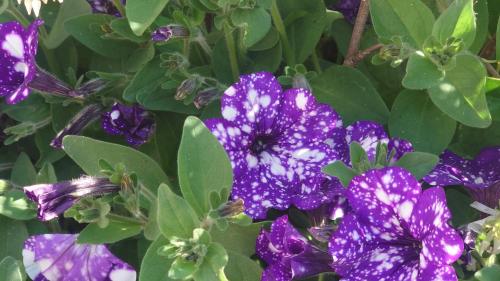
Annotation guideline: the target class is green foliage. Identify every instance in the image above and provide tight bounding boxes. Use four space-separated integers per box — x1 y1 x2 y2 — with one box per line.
311 66 390 125
370 0 435 47
0 257 25 281
63 136 169 192
177 116 233 216
0 216 28 260
389 90 456 154
126 0 170 36
432 0 476 49
77 220 143 244
391 152 438 180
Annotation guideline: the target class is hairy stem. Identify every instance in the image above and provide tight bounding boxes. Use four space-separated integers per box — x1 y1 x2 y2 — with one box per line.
223 23 240 81
271 0 294 66
344 43 383 66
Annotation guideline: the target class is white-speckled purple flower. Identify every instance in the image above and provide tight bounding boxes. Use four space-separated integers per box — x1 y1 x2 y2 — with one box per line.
0 20 42 104
23 234 136 281
329 167 463 281
24 176 119 221
256 215 332 281
205 72 346 219
424 148 500 208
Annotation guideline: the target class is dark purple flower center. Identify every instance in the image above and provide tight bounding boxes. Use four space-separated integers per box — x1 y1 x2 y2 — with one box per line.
250 134 276 154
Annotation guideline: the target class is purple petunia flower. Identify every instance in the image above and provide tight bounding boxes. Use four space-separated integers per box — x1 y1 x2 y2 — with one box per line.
51 104 105 149
24 176 119 221
424 148 500 208
101 103 155 147
345 120 413 163
0 20 42 104
23 234 136 281
256 215 332 281
334 0 360 24
329 167 464 281
86 0 125 16
205 72 346 219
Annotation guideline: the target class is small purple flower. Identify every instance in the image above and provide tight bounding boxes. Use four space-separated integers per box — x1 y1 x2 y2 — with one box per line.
424 148 500 208
334 0 360 24
329 167 463 281
24 176 119 221
51 104 105 149
101 103 155 147
345 120 413 163
206 72 346 219
23 234 136 281
86 0 125 16
256 215 332 281
0 20 42 104
151 24 189 42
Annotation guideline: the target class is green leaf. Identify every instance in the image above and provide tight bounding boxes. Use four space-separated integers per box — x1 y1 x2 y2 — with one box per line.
123 58 166 102
0 257 25 281
211 223 264 257
445 187 478 227
77 220 142 244
392 152 438 180
193 243 228 281
475 265 500 281
311 66 390 125
248 27 279 51
469 0 489 53
276 0 328 64
370 0 435 47
126 0 170 36
402 52 444 90
157 184 200 239
0 216 28 260
225 251 262 281
10 152 36 187
432 0 476 49
110 18 150 43
231 7 272 48
322 161 357 187
65 14 138 58
389 90 456 154
44 0 92 49
0 95 50 123
178 117 233 216
63 136 169 194
139 235 175 281
168 257 197 280
497 17 500 61
36 163 58 184
0 190 36 220
428 54 491 128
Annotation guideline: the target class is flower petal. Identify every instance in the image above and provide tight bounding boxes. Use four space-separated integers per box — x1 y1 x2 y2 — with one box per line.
346 121 388 162
220 72 282 133
347 167 421 237
23 234 136 281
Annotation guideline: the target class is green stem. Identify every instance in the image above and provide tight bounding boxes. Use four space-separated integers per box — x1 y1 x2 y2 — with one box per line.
223 23 240 81
311 50 322 74
111 0 126 16
270 0 294 66
318 274 325 281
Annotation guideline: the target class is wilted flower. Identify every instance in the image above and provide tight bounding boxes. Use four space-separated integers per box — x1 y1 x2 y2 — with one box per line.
193 87 220 109
256 215 332 281
0 20 42 104
23 234 136 281
329 167 463 281
206 72 346 219
50 104 104 149
101 103 155 147
424 148 500 208
24 176 119 221
87 0 125 16
151 24 189 42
